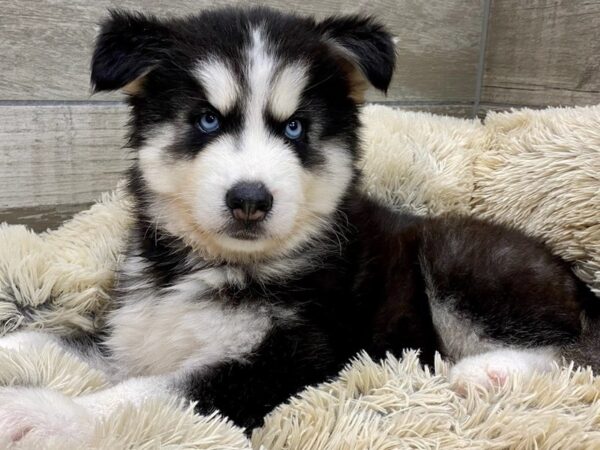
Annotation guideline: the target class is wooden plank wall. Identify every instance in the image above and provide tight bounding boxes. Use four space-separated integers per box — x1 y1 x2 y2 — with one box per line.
481 0 600 108
0 105 129 209
1 0 599 228
0 0 483 223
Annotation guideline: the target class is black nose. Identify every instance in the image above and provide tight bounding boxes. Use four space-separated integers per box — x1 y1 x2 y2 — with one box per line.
225 182 273 223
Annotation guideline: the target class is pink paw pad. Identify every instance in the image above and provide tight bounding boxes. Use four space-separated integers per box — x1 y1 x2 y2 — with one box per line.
486 368 508 387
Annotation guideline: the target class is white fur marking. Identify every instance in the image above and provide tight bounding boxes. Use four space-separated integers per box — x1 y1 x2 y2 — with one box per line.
107 265 278 376
193 59 239 113
107 297 272 377
192 126 303 253
306 141 354 215
0 387 95 446
0 330 61 352
76 375 176 416
0 377 179 444
422 259 500 361
138 124 180 195
269 63 308 120
449 348 557 392
246 28 276 128
117 255 156 293
429 299 500 360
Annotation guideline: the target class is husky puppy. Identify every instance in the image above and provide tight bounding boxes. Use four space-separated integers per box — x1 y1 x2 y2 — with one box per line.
0 7 597 443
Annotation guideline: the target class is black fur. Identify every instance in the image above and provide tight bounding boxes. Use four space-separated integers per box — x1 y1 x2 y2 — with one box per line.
91 10 174 92
317 15 396 92
89 6 598 432
91 8 381 167
120 192 596 429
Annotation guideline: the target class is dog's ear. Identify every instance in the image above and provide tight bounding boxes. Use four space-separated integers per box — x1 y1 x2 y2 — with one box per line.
91 10 172 94
317 15 396 102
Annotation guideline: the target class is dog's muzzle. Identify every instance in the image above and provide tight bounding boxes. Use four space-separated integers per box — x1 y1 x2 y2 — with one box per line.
225 182 273 225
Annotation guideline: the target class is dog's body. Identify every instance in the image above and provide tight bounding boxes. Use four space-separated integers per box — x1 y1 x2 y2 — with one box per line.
0 6 598 444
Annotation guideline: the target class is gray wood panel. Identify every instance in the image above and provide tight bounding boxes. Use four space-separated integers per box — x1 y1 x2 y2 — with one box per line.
0 203 93 232
0 0 482 103
0 104 130 209
482 0 600 107
0 101 473 211
374 102 475 117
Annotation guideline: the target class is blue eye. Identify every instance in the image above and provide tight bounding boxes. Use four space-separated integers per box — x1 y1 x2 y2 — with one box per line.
197 112 220 133
284 119 303 140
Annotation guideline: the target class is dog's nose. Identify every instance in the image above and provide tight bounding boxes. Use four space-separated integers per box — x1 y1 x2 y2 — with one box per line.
225 182 273 223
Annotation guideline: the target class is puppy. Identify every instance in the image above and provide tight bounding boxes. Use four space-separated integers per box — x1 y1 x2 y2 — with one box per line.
0 6 597 444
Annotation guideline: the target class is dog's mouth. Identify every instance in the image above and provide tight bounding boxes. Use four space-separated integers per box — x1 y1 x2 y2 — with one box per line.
223 222 267 241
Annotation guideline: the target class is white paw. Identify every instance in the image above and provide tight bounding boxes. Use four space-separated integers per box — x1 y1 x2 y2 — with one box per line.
0 331 59 353
449 357 508 395
0 387 95 447
448 348 556 395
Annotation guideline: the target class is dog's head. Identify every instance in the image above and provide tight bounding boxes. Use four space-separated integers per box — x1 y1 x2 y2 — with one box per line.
92 7 395 262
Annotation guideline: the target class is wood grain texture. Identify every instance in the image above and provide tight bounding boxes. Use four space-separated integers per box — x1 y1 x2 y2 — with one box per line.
482 0 600 107
0 0 482 103
0 104 130 209
0 101 473 211
0 203 93 232
376 102 475 117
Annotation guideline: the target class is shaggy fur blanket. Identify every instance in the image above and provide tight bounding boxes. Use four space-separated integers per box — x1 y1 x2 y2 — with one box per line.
0 104 599 449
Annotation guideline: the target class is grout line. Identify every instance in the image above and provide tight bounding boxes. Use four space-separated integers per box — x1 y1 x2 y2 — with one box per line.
473 0 492 118
0 100 124 106
478 102 546 111
0 99 473 108
371 100 473 107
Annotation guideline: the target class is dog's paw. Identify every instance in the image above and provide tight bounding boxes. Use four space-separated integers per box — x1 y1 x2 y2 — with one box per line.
0 387 95 447
448 349 556 396
0 331 59 353
449 357 508 395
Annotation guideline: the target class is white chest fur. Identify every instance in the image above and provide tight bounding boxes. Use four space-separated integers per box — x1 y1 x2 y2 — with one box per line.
106 263 279 377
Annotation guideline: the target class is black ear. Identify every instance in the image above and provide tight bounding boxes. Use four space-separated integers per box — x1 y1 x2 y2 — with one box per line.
317 15 396 96
91 10 172 93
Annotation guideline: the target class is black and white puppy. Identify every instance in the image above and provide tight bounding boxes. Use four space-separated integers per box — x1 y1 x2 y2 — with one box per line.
0 6 598 443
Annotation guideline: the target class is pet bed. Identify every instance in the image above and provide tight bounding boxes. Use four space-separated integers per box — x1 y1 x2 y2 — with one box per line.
0 104 598 449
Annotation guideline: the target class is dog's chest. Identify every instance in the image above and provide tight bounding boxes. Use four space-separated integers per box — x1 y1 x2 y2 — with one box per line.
107 264 279 376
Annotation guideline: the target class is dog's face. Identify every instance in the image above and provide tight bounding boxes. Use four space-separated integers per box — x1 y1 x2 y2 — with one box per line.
92 8 395 262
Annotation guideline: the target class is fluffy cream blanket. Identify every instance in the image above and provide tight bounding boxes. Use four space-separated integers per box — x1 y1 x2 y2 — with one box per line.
0 104 599 449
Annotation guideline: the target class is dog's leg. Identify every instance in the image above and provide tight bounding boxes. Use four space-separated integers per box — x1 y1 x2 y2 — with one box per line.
418 217 595 392
178 323 338 430
0 330 62 352
0 386 96 446
0 323 332 441
75 374 177 414
0 330 129 445
448 347 557 394
0 374 178 446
